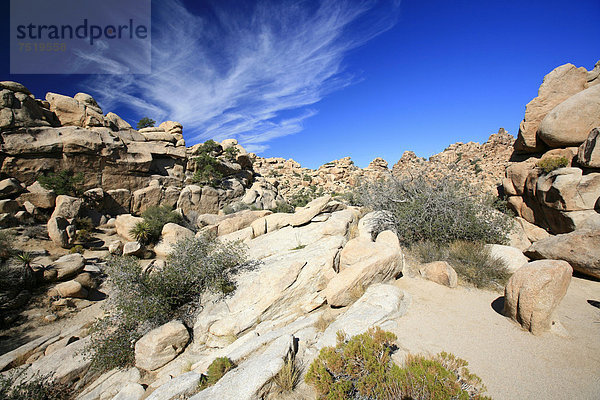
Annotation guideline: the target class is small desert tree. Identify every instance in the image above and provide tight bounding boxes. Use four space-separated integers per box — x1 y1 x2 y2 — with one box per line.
136 117 156 130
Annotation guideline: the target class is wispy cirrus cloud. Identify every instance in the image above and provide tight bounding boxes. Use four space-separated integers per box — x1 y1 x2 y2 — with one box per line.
86 0 400 152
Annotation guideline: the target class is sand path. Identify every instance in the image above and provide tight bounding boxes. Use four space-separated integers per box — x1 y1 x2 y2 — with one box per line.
390 276 600 399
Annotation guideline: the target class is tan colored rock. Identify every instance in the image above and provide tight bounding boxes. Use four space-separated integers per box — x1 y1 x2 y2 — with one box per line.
217 210 271 236
134 320 189 371
289 195 331 227
515 217 550 243
0 199 19 213
123 241 144 257
47 216 70 248
153 223 194 257
323 230 403 307
115 214 144 241
514 63 587 153
0 178 23 199
503 260 572 335
525 229 600 279
53 195 83 219
46 92 87 127
536 168 600 211
105 112 133 131
486 244 529 273
538 84 600 147
578 127 600 168
504 159 538 196
51 253 85 280
419 261 458 287
19 181 56 209
53 280 88 298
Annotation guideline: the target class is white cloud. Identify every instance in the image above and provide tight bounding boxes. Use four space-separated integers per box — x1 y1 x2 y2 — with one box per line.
86 0 400 152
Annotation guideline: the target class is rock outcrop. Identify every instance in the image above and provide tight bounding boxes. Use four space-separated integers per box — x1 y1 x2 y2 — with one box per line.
503 61 600 235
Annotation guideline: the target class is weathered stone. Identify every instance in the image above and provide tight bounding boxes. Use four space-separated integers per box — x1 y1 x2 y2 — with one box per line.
135 321 189 371
0 178 22 199
145 371 202 400
190 335 295 400
46 92 87 127
53 280 88 298
105 189 131 214
123 241 144 257
419 261 458 287
538 85 600 147
536 168 600 211
578 127 600 168
0 199 19 213
51 253 85 280
76 367 141 400
515 217 550 243
503 260 572 335
53 195 83 219
19 181 57 209
112 383 146 400
153 223 194 258
115 214 144 241
525 229 600 279
105 112 133 131
317 284 409 348
289 195 331 227
514 63 587 153
108 240 124 255
323 230 402 307
47 216 70 247
217 210 271 236
486 244 529 273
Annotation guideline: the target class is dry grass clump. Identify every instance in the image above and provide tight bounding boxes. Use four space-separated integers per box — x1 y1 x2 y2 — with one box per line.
272 354 303 393
409 240 510 290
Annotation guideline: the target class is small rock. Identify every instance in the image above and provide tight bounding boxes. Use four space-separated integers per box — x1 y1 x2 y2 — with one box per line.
123 241 144 257
419 261 458 288
52 280 88 299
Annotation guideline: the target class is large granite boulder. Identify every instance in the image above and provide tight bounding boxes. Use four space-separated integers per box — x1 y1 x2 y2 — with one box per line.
503 260 572 335
538 85 600 147
514 63 587 153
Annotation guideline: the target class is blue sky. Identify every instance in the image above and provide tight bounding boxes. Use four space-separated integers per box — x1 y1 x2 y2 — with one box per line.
2 0 599 168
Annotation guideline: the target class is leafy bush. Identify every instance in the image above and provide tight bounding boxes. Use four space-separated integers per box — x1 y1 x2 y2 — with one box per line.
86 234 253 372
198 357 236 390
0 372 72 400
37 170 84 196
192 149 224 187
409 240 510 289
305 327 490 400
130 206 183 245
223 146 240 161
136 117 155 129
270 201 295 214
355 176 512 245
537 156 569 174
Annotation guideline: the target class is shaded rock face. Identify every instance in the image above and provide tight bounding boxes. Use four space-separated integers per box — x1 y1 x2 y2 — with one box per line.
503 260 572 335
503 60 600 234
524 229 600 279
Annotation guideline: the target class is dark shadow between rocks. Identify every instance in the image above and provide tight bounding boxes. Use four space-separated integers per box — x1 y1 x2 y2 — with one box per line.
87 289 107 301
491 296 505 315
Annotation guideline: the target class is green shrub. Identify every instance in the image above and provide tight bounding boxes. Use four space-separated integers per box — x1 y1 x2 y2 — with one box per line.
223 146 239 161
305 327 490 400
130 206 183 245
409 240 510 289
136 117 155 129
69 245 85 254
37 170 84 196
198 357 236 390
0 372 72 400
537 156 569 174
270 201 295 214
191 142 224 187
355 176 512 245
86 234 253 372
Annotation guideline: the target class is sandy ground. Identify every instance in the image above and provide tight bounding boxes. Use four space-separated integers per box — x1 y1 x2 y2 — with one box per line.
391 276 600 400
